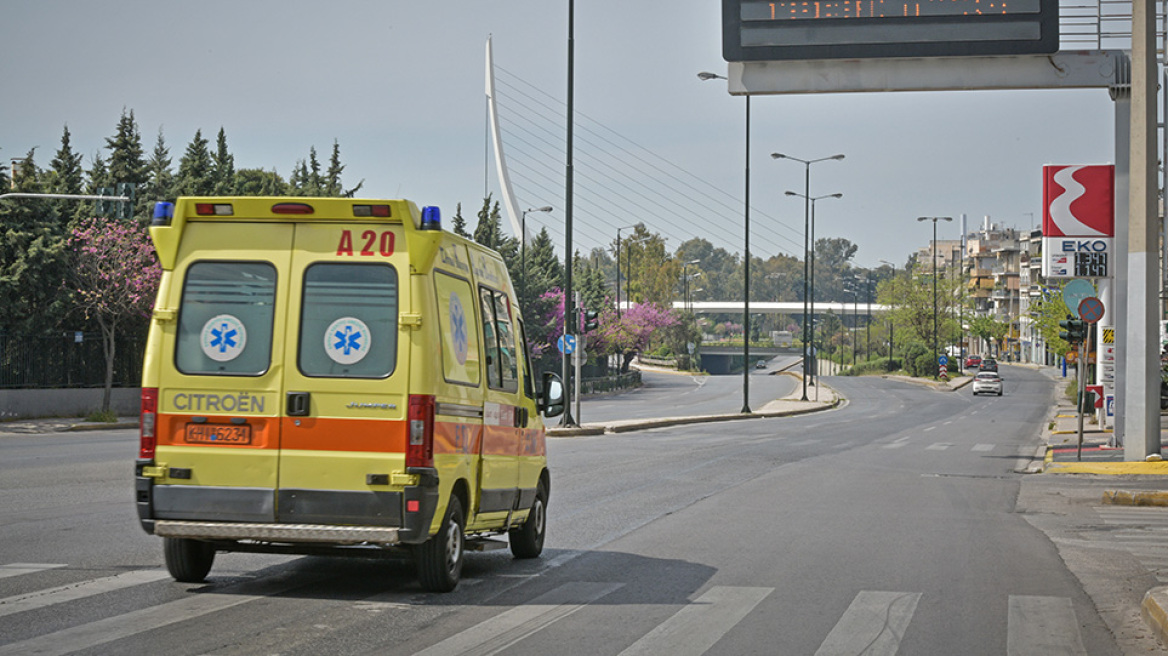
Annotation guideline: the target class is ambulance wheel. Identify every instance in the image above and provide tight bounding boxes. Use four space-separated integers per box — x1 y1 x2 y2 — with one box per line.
163 537 215 583
416 496 464 592
509 483 547 559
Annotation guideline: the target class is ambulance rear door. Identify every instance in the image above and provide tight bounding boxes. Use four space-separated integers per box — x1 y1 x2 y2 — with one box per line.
152 222 292 524
275 220 410 526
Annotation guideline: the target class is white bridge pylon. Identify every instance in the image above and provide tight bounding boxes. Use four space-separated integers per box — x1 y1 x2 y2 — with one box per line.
668 301 890 315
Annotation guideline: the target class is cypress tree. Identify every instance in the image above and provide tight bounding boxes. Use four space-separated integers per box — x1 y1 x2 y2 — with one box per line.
175 130 214 196
142 128 175 207
451 203 471 238
211 127 235 195
48 126 84 223
105 109 147 185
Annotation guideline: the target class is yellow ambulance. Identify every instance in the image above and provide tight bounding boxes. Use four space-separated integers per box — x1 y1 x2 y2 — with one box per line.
135 197 564 592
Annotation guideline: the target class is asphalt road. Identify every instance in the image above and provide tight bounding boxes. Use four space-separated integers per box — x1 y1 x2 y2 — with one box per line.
577 356 801 423
0 366 1147 654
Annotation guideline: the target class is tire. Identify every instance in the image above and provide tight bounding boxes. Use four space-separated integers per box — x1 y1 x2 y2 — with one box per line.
998 391 1003 396
510 483 548 559
415 496 465 592
163 537 215 583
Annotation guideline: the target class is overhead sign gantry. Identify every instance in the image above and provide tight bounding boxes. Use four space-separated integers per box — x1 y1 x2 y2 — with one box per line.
723 0 1059 62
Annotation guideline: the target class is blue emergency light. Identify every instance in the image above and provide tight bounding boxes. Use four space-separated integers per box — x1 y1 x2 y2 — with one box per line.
421 206 442 231
152 202 175 226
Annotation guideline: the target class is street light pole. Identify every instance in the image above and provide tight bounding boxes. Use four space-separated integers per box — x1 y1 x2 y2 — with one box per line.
772 152 844 400
918 216 954 379
880 259 898 371
699 70 752 413
521 206 553 316
784 191 842 386
615 225 637 320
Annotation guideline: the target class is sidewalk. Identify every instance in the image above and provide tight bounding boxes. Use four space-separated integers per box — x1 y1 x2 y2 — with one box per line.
0 416 138 434
547 371 841 437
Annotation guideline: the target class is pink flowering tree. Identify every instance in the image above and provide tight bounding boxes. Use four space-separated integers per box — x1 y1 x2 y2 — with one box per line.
67 217 161 412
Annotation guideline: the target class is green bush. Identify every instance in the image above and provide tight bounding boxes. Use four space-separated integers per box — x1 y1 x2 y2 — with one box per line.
86 409 118 423
912 353 938 378
651 345 674 358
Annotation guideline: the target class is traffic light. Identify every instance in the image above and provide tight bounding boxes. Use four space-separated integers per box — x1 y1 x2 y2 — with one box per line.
115 182 135 220
1059 316 1085 343
581 309 600 333
94 187 116 215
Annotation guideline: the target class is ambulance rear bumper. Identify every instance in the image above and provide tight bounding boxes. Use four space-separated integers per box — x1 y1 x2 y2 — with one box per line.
154 520 401 545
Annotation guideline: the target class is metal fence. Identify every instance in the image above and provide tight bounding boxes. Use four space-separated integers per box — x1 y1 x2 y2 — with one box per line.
0 332 145 389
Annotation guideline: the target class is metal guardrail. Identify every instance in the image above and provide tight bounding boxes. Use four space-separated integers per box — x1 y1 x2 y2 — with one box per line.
578 371 642 394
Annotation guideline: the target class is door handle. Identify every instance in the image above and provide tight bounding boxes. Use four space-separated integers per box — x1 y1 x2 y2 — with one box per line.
287 392 311 417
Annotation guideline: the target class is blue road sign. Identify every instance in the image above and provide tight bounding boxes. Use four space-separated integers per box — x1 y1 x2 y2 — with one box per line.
938 355 948 366
557 334 577 355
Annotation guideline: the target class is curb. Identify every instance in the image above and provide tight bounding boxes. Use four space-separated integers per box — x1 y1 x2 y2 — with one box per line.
547 382 842 438
66 421 139 432
1102 489 1168 506
1044 461 1168 475
1143 587 1168 649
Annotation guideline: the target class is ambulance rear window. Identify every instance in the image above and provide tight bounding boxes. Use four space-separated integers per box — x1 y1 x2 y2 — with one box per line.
176 261 277 376
298 263 397 379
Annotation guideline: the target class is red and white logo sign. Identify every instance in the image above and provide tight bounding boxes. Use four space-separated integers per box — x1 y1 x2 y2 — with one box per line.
1042 165 1115 237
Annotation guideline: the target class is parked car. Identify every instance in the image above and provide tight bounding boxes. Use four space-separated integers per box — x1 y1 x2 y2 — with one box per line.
964 355 982 369
972 371 1003 396
979 358 998 372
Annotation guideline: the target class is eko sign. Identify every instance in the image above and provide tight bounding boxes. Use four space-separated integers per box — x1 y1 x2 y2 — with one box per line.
1042 165 1115 280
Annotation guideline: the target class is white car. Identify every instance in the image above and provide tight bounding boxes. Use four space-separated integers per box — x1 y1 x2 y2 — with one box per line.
972 371 1003 396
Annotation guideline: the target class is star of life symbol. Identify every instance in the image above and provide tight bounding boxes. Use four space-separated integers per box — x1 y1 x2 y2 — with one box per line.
324 317 371 365
449 292 469 365
200 314 247 362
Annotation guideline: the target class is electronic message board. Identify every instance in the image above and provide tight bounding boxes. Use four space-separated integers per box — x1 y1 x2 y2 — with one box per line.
723 0 1059 61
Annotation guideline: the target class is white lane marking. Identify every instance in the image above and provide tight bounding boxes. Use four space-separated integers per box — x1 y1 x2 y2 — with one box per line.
0 564 66 580
883 437 911 449
618 586 772 656
943 421 953 426
814 591 921 656
972 444 995 452
924 426 937 432
413 581 623 656
0 576 312 656
1007 595 1088 655
927 443 952 451
0 569 171 619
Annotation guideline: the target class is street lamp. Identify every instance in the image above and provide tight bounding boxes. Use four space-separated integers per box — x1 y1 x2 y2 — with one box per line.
918 216 954 379
681 259 701 314
699 70 753 413
615 225 638 319
880 259 899 371
521 206 553 314
854 274 870 364
773 152 844 400
785 190 842 386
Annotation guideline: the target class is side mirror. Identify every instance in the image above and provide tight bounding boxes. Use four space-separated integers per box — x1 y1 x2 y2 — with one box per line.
539 372 565 418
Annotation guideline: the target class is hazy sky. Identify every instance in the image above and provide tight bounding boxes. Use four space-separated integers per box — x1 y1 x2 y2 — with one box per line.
1 0 1118 272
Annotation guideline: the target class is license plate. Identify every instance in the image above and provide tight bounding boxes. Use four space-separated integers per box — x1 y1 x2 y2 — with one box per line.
185 423 252 445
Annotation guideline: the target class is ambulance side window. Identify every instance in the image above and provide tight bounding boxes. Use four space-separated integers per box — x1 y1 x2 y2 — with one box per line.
176 261 277 376
479 287 518 392
434 271 480 386
298 263 397 379
518 319 535 400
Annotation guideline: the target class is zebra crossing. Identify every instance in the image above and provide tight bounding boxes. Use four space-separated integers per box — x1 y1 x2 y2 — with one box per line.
1092 505 1168 584
882 438 1013 453
0 563 1091 655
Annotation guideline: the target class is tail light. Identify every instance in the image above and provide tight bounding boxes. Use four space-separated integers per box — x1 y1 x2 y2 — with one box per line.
407 395 435 469
140 388 159 459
